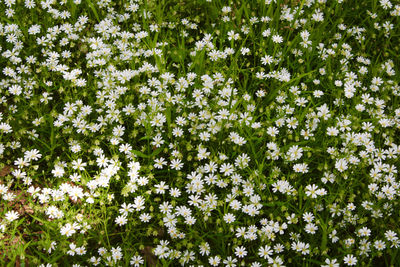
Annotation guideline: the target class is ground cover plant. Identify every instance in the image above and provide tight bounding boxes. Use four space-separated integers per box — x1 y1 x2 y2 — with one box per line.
0 0 399 266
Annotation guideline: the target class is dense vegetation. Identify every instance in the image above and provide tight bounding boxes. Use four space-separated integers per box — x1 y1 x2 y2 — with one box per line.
0 0 399 266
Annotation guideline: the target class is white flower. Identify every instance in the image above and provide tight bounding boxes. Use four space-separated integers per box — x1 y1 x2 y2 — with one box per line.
234 246 247 258
258 245 273 259
343 254 357 266
76 246 86 255
60 223 76 237
115 215 128 226
293 163 308 173
170 158 184 170
28 24 40 35
209 256 221 266
111 246 123 261
240 47 250 55
52 166 65 178
272 34 283 43
5 210 19 222
155 181 169 194
139 213 151 223
327 127 339 136
287 145 303 161
321 258 339 267
223 213 235 224
71 158 87 171
374 240 386 251
130 255 144 267
67 243 77 256
357 227 371 237
261 55 274 65
305 223 318 234
220 163 234 176
24 149 42 161
303 212 314 223
335 158 348 172
305 184 319 198
170 188 181 197
119 203 134 216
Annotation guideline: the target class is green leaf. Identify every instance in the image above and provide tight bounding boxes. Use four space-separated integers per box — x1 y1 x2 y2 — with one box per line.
139 136 152 141
131 150 150 158
85 0 100 22
166 106 172 138
151 147 164 157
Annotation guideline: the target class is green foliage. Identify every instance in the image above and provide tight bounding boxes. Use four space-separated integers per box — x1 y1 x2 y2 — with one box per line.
0 0 399 266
